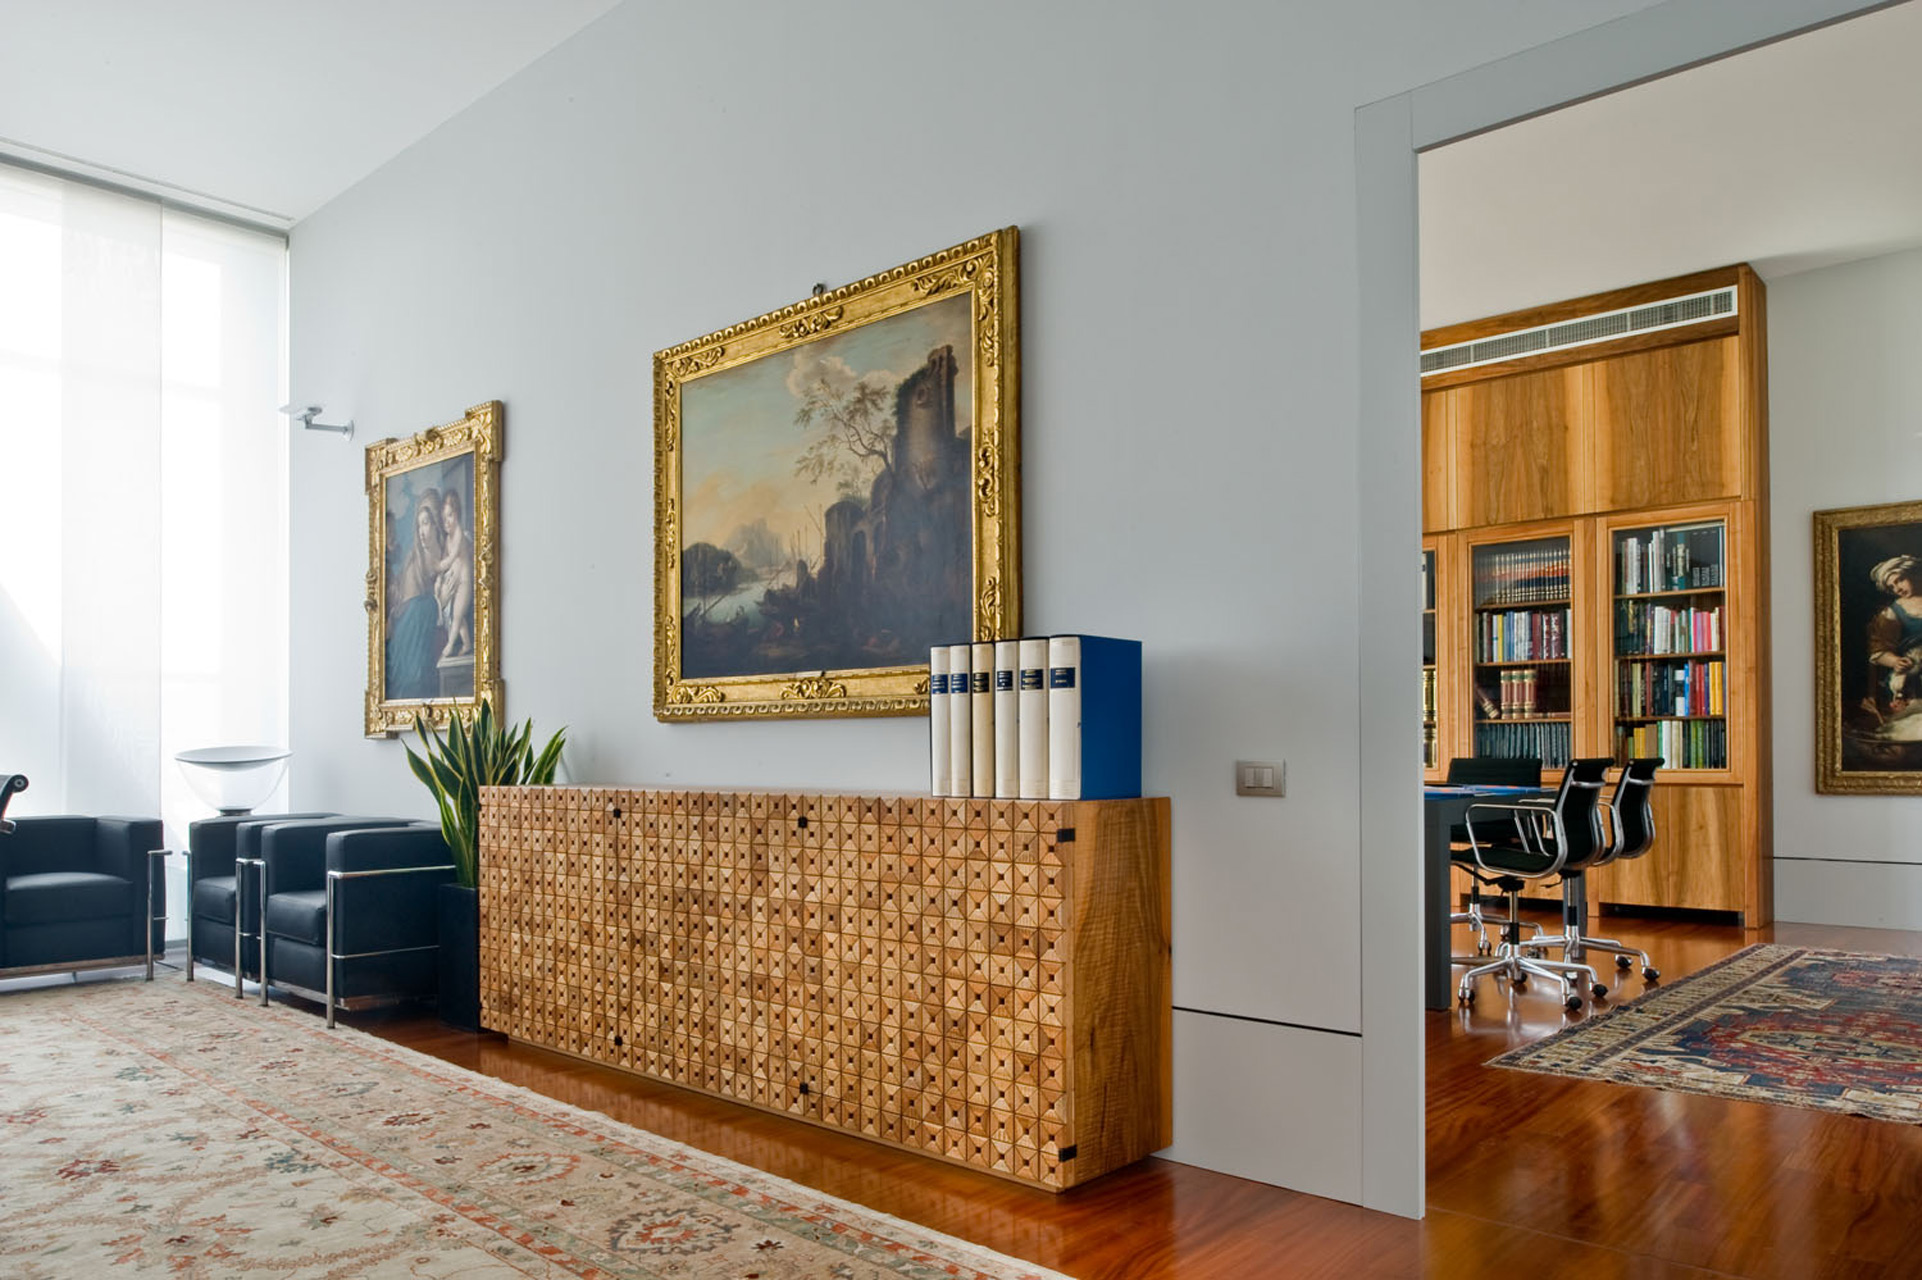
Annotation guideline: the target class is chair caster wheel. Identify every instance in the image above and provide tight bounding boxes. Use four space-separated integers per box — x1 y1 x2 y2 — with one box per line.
1615 955 1632 969
1592 983 1608 1000
1512 976 1527 990
1643 967 1660 981
1477 940 1491 956
1458 988 1475 1006
1565 995 1584 1012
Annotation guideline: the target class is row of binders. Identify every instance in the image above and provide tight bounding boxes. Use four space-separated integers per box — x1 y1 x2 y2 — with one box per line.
929 635 1141 800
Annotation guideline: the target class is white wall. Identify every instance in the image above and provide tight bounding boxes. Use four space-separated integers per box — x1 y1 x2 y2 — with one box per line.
1770 246 1922 929
287 0 1738 1208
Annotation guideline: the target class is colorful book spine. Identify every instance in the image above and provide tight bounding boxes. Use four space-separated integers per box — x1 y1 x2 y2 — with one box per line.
928 646 951 797
970 640 995 799
1018 638 1050 800
1047 635 1142 800
946 642 972 798
994 639 1020 800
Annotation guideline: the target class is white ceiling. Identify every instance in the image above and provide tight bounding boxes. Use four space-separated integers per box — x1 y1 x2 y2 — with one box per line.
1420 1 1922 330
0 0 622 226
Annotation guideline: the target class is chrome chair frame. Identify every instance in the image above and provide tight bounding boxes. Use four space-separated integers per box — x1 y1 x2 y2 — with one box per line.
236 855 265 1000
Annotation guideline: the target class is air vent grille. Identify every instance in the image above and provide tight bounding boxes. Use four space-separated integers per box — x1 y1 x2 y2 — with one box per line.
1421 287 1736 377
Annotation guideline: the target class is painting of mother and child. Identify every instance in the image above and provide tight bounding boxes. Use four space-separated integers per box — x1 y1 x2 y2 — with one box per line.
678 291 975 681
384 455 477 702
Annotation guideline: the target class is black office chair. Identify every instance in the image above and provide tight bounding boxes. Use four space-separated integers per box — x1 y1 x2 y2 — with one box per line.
1452 757 1610 1011
1444 756 1543 952
1534 757 1662 990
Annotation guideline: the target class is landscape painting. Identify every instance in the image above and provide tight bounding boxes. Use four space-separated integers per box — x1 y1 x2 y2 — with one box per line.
681 292 972 679
653 229 1021 720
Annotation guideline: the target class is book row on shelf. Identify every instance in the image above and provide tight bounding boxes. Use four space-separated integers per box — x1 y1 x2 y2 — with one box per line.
1476 608 1570 663
1619 658 1725 719
1619 526 1723 596
1474 721 1571 770
1478 667 1563 720
1477 546 1570 606
1421 669 1437 718
1619 718 1726 770
928 635 1141 801
1616 600 1724 655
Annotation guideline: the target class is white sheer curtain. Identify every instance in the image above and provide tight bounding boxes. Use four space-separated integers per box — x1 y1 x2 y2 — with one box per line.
0 163 288 938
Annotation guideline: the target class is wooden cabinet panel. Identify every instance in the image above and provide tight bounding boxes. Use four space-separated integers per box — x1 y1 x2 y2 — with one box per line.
1589 782 1743 914
1449 368 1583 527
1423 392 1454 533
477 786 1171 1191
1589 338 1743 510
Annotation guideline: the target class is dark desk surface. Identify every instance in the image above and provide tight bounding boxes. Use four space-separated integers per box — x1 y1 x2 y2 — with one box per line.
1422 786 1551 1010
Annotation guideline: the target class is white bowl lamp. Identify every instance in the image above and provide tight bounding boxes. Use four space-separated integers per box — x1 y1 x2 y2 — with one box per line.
175 746 291 816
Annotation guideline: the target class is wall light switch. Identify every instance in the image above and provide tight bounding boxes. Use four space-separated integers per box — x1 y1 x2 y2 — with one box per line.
1235 759 1285 797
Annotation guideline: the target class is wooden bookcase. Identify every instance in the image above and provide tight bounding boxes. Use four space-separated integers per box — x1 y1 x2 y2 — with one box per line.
476 786 1172 1191
1423 266 1772 924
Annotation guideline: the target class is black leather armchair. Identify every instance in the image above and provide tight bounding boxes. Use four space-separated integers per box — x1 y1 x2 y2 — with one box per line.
2 809 166 980
184 812 336 992
260 820 453 1025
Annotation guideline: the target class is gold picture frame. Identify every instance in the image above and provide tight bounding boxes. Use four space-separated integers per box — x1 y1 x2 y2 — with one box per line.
1815 498 1922 792
364 401 502 736
654 228 1020 721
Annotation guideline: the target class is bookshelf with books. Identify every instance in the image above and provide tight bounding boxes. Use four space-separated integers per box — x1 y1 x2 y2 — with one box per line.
1469 530 1575 771
1421 266 1772 924
1612 517 1729 771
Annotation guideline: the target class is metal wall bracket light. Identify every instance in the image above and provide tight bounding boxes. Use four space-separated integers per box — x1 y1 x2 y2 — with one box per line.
280 402 354 438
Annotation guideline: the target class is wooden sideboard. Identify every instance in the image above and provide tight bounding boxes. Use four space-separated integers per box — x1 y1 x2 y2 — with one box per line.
477 787 1171 1190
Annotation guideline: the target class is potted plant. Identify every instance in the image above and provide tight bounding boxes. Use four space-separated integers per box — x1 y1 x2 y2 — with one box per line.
405 702 565 1030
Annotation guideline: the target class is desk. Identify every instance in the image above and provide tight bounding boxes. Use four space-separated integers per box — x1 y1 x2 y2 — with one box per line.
1422 786 1548 1010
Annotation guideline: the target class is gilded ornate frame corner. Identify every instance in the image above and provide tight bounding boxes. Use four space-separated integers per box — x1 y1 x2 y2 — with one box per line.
653 228 1021 721
364 401 503 737
1814 497 1922 794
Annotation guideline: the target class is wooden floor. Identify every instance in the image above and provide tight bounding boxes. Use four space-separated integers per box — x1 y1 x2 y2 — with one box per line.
326 912 1922 1279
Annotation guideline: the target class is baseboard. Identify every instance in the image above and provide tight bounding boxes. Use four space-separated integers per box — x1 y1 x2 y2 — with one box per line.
1160 1008 1361 1203
1775 857 1922 931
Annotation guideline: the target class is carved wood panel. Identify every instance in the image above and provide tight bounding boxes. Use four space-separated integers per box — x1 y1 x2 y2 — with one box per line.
477 787 1170 1190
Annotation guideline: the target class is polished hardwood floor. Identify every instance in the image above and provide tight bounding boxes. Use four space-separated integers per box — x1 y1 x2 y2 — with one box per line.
192 913 1922 1277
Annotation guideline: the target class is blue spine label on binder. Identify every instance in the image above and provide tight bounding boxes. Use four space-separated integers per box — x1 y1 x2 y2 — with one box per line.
930 673 949 695
1050 667 1076 689
995 670 1015 691
1020 671 1044 690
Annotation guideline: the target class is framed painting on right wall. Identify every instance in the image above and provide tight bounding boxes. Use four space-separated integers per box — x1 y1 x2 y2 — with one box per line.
1815 498 1922 793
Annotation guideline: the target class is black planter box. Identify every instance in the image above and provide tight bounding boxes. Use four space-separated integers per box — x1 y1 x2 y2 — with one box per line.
437 882 481 1031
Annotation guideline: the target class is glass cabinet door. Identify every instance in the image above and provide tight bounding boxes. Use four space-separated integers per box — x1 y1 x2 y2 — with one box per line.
1471 534 1573 769
1612 519 1728 770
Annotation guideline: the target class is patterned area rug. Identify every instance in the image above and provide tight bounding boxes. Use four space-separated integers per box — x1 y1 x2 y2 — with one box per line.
1493 944 1922 1123
0 977 1070 1279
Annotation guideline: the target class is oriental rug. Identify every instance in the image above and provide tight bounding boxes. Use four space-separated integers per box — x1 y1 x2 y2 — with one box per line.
1493 944 1922 1124
0 977 1070 1279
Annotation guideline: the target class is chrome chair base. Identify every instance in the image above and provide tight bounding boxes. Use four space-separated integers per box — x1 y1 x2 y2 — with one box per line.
1455 943 1598 1011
